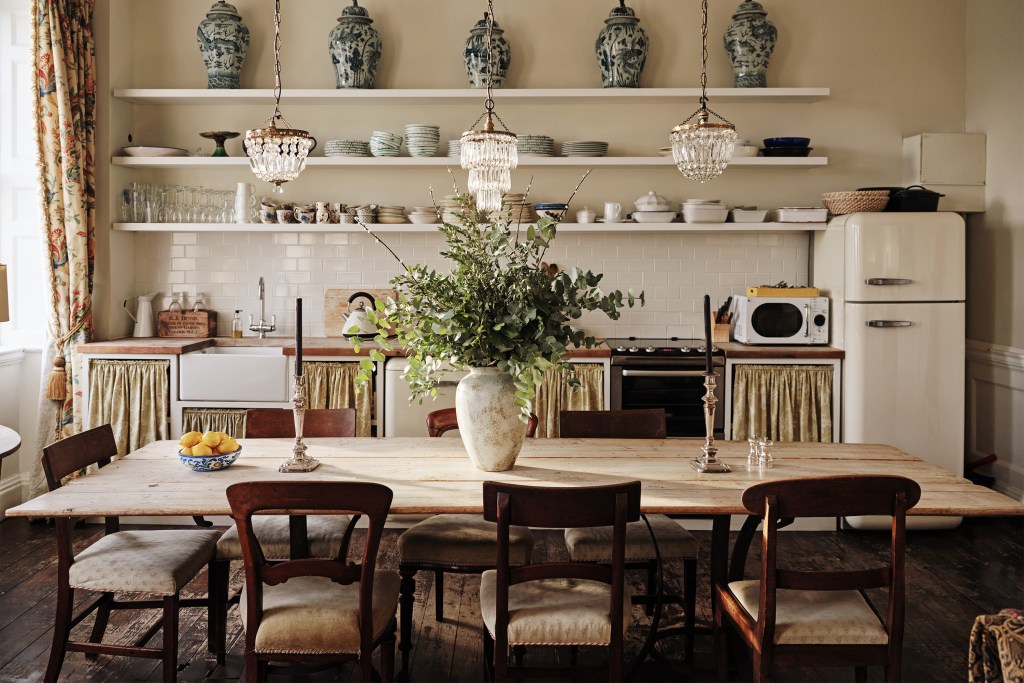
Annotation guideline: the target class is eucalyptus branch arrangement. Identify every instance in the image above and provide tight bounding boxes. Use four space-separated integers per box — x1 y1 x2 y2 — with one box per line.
352 172 644 418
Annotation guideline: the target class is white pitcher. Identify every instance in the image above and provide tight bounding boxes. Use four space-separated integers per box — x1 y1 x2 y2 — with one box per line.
234 182 255 223
123 293 157 337
603 201 622 222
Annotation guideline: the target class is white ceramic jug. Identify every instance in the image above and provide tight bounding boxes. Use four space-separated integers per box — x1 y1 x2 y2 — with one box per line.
234 182 255 223
123 293 157 337
603 201 622 222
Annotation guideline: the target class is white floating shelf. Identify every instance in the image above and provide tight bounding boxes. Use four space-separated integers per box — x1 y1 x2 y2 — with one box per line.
112 87 830 105
113 221 827 233
111 155 828 169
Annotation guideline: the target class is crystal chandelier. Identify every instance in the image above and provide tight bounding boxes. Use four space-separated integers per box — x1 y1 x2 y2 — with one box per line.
245 0 315 194
460 0 517 212
670 0 737 183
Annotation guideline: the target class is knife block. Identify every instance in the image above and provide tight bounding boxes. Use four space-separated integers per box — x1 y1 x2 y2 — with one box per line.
709 314 730 343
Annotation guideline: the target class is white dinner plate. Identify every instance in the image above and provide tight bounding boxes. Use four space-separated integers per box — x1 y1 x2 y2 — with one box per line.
118 146 189 157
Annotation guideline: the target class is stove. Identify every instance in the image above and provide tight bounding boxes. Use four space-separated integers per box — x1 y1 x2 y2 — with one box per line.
606 337 723 359
606 337 725 438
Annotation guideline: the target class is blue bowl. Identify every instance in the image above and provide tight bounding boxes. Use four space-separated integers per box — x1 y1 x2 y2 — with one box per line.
179 446 241 472
763 137 811 148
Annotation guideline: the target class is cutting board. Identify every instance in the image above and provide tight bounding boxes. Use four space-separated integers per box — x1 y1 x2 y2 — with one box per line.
324 288 395 337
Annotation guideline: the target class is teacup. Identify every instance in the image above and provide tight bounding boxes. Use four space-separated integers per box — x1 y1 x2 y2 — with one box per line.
259 207 277 224
338 212 355 224
276 208 294 224
295 209 315 224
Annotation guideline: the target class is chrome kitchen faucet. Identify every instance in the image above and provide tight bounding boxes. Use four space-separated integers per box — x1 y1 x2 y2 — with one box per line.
249 276 276 338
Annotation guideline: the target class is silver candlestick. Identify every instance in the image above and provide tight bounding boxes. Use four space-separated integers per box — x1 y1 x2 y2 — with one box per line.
691 372 731 473
278 374 320 472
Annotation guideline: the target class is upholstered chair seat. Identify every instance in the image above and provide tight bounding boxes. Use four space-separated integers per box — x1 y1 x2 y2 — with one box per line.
240 573 402 655
69 530 220 595
216 515 351 561
564 515 698 562
398 514 534 567
480 573 632 646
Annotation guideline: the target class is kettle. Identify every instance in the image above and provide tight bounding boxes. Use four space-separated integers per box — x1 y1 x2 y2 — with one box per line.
343 291 379 338
123 293 157 337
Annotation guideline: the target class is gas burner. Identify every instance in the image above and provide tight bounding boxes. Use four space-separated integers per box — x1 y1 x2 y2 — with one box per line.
606 337 722 358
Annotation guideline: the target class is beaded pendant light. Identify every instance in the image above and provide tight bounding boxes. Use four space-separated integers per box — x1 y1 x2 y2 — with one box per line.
670 0 737 182
245 0 315 193
460 0 517 212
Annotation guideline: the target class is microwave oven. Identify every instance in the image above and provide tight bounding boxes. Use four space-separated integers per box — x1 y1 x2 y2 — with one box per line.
733 296 829 345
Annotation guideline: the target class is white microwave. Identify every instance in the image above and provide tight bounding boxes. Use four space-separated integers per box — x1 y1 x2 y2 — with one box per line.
733 296 830 345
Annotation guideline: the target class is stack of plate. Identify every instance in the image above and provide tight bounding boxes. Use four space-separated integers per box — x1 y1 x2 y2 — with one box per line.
447 139 462 158
561 141 609 157
517 135 555 156
376 205 407 224
404 124 440 157
439 195 465 224
324 139 370 157
500 193 534 223
408 206 440 224
369 131 403 157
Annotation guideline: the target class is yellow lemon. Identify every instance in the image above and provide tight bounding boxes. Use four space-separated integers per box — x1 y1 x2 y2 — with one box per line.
179 431 202 448
181 446 193 456
216 438 239 454
217 431 231 443
201 431 222 448
192 442 214 457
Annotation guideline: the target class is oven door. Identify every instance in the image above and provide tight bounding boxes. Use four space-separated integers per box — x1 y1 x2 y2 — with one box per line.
610 362 725 438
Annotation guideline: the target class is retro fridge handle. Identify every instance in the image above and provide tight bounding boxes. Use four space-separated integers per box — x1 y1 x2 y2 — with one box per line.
865 278 913 286
866 320 913 328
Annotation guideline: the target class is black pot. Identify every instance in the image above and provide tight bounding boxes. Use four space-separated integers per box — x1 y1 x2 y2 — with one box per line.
857 185 944 212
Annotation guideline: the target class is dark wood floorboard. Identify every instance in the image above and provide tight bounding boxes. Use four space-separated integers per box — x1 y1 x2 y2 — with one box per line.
0 516 1020 683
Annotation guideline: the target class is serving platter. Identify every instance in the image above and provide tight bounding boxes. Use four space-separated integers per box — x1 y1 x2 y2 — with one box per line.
117 146 189 157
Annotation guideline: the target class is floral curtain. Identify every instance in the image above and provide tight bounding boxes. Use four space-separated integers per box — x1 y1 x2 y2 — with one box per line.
32 0 97 442
87 360 169 457
731 364 833 442
534 364 605 438
302 361 373 436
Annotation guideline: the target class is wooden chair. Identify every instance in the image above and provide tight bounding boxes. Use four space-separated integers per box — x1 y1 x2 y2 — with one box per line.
243 407 357 438
715 475 922 683
396 408 537 678
41 425 221 683
210 408 360 663
227 480 399 682
559 409 700 661
481 480 641 682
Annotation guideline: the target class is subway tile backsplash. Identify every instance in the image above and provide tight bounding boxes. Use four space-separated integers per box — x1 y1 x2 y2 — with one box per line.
133 231 810 340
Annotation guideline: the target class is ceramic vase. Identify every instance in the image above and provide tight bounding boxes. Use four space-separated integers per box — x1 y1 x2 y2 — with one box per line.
328 0 382 89
196 1 249 89
595 0 648 88
455 368 525 472
723 1 777 88
464 14 511 89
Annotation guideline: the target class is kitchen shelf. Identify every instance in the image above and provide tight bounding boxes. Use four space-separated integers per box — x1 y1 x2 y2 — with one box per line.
112 87 830 106
112 221 827 233
111 156 828 169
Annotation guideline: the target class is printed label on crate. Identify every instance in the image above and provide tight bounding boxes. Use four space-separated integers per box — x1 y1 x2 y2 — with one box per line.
157 311 217 337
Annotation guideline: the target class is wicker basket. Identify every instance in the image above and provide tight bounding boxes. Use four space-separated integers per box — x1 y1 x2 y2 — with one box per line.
821 190 890 215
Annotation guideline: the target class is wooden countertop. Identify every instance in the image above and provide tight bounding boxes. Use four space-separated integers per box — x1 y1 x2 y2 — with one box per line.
77 337 612 359
717 341 844 360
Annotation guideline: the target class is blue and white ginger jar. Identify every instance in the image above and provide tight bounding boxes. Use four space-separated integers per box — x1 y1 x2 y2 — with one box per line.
329 0 382 89
723 1 777 88
196 1 249 89
464 14 511 89
595 0 648 88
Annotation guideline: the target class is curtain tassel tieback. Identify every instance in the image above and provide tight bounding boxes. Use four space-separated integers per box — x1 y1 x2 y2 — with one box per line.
46 355 67 401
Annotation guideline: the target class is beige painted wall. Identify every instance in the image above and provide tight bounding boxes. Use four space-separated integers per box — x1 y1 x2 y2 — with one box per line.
966 0 1023 348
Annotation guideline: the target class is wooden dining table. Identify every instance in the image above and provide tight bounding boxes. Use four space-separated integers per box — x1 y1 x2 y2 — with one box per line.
7 436 1023 592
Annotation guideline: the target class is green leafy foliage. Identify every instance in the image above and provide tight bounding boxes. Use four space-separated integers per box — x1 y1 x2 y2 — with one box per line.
354 192 644 418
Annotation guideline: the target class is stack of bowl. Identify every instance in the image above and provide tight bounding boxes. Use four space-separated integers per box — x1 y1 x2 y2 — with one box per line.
369 131 403 157
447 139 462 158
682 199 728 224
404 124 440 157
439 195 464 224
761 137 812 157
376 206 407 224
353 204 377 223
501 193 534 222
408 207 439 224
632 191 676 223
732 138 759 157
325 139 370 157
517 135 554 156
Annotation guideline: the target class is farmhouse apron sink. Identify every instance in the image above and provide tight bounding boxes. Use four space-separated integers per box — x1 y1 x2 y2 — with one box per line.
178 346 289 402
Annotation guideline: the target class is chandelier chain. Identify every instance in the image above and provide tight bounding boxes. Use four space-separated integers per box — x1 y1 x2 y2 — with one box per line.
699 0 709 109
484 0 496 117
272 0 283 123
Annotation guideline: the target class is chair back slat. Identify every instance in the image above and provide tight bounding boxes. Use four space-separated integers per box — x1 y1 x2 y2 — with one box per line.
41 424 118 490
742 475 921 519
559 409 666 439
263 557 363 587
776 567 891 592
511 562 612 586
426 407 537 438
483 480 641 528
244 408 356 438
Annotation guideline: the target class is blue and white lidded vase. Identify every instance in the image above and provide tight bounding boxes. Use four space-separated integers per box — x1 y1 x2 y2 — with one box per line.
464 14 511 89
328 0 382 89
723 1 777 88
595 0 648 88
196 1 249 89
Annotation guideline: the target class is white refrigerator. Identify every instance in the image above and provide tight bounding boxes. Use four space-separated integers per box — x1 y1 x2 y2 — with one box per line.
813 212 965 529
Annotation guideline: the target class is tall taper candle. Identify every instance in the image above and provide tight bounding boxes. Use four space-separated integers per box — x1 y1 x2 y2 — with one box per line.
296 298 302 376
703 294 713 374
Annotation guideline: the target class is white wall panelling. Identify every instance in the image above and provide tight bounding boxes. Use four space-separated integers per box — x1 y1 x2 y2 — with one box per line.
966 340 1024 501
